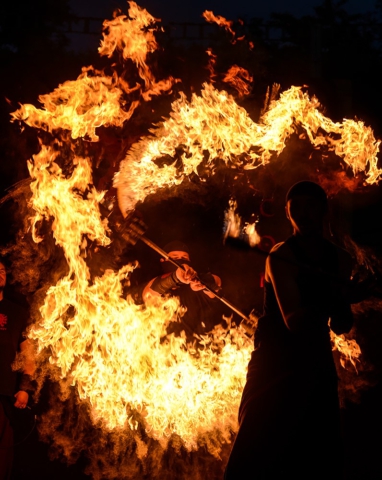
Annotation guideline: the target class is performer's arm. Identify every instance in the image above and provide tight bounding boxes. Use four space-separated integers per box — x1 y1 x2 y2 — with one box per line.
14 339 35 409
142 264 197 301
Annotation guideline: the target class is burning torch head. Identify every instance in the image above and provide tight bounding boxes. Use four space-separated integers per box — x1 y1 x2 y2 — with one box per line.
285 181 328 236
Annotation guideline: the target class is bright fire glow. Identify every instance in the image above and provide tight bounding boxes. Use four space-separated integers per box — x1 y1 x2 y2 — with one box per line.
10 0 376 459
223 198 261 247
98 1 176 100
203 10 236 39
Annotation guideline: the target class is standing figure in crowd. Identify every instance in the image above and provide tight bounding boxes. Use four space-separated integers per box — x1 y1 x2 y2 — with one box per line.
225 181 357 479
139 241 227 340
0 258 34 480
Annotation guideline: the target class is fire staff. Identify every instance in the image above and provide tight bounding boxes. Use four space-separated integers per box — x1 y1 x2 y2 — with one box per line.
224 181 361 480
0 257 34 480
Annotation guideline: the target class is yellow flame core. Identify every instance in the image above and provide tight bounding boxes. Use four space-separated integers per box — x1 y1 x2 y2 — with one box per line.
11 2 175 139
99 1 160 64
330 331 362 370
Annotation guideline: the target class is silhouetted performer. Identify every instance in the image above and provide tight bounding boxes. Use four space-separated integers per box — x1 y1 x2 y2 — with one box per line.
225 181 355 480
0 258 34 480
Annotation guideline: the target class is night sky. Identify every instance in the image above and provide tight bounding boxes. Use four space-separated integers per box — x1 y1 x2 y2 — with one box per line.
67 0 381 53
70 0 378 22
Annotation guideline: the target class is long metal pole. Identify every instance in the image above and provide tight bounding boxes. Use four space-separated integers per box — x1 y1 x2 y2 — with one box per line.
138 235 256 334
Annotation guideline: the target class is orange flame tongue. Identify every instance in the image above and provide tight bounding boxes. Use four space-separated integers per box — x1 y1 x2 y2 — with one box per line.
203 11 236 39
11 67 139 141
330 331 362 371
99 1 160 64
99 1 176 100
11 2 176 140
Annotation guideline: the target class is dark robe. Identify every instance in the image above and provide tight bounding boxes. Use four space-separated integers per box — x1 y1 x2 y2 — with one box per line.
225 236 352 480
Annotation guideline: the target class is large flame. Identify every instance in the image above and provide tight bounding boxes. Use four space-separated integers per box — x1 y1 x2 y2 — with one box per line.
9 0 379 469
115 83 381 215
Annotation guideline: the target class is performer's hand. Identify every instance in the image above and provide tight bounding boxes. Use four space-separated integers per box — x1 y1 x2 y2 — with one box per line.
191 273 222 297
190 279 206 291
175 264 198 284
14 390 29 409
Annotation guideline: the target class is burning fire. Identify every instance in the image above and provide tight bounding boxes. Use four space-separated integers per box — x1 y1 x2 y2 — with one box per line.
330 331 362 371
223 198 261 247
26 141 252 440
11 67 140 142
203 11 237 40
223 66 254 97
9 0 379 469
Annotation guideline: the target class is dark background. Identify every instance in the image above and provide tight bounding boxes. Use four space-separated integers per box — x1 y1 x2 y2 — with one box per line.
1 1 382 478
